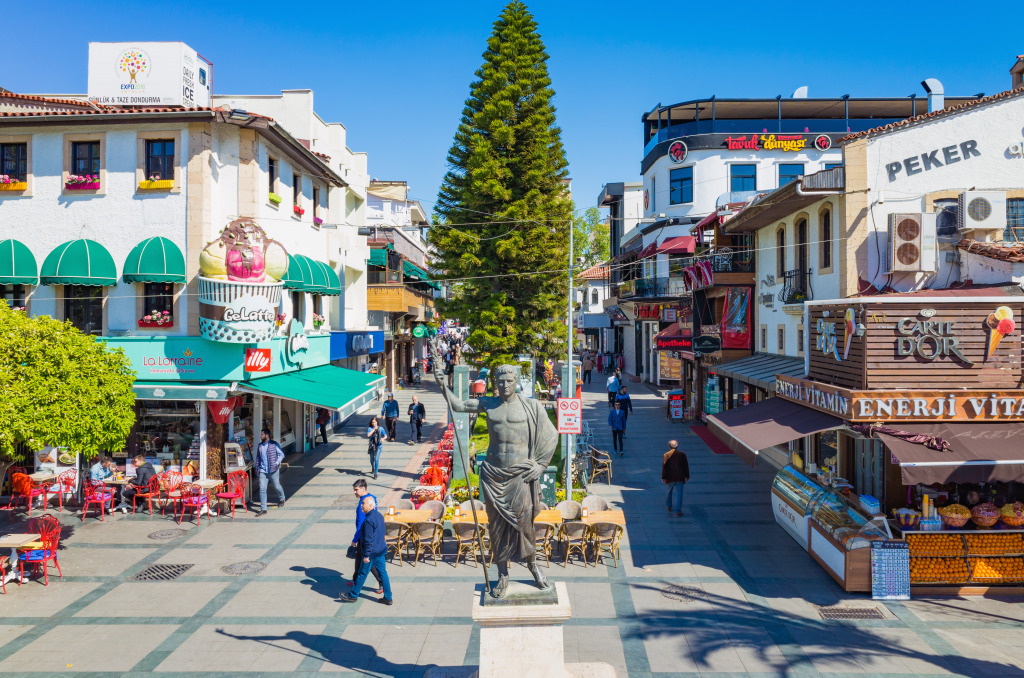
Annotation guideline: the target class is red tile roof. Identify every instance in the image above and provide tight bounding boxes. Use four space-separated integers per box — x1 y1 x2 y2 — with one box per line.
0 104 275 120
839 87 1024 143
578 262 609 280
957 239 1024 264
0 91 101 108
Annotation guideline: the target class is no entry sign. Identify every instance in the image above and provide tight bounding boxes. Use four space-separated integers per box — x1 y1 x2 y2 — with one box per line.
556 398 582 434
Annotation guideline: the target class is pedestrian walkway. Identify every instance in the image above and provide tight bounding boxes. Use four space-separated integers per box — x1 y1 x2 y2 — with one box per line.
0 379 1023 676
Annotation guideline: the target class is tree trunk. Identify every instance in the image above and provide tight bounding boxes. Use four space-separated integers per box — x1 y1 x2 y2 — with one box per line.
206 418 226 482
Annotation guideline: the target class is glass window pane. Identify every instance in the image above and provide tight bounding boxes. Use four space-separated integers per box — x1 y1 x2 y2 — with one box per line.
779 163 804 187
730 164 756 192
669 167 693 205
64 285 103 335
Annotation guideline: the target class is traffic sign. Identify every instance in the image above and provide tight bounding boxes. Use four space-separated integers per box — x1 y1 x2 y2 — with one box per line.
556 398 582 434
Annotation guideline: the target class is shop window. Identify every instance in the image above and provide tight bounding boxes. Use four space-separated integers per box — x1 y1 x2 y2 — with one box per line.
72 141 100 176
779 163 803 187
142 282 174 325
1 284 26 309
268 157 277 193
1005 199 1024 242
730 164 756 192
134 400 200 459
669 166 693 205
1 142 27 182
64 285 103 336
144 139 174 180
820 208 832 270
280 408 294 447
776 227 786 278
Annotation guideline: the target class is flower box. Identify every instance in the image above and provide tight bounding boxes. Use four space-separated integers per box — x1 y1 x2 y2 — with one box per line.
138 179 175 190
0 182 27 191
293 205 305 216
66 182 100 190
268 192 283 205
137 319 173 328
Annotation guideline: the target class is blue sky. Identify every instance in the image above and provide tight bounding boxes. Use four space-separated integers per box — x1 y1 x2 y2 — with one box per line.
6 0 1022 216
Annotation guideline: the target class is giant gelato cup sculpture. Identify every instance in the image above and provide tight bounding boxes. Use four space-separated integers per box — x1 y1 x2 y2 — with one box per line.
198 218 288 343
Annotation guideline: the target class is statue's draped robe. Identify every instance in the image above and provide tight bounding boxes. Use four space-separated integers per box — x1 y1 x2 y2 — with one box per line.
478 394 559 563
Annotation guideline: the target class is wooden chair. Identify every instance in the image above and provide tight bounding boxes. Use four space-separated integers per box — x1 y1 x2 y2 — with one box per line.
555 499 582 521
533 521 557 565
393 499 415 511
459 499 485 513
420 499 446 521
452 522 489 568
581 495 610 514
589 522 623 568
558 521 591 566
131 476 162 516
384 521 410 566
406 521 444 566
589 446 613 485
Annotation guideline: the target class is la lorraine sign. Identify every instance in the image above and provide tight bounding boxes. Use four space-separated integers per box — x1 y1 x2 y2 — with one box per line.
556 398 582 434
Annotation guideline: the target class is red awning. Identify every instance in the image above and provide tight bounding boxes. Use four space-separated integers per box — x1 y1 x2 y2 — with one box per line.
654 322 683 338
639 243 657 259
658 236 696 254
694 212 721 230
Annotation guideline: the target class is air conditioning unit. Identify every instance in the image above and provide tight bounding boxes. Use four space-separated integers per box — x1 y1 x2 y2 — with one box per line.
958 191 1006 232
888 213 937 273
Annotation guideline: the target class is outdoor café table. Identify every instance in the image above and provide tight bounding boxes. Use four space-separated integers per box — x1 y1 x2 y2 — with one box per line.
535 509 564 525
451 513 488 524
384 509 434 525
102 475 130 510
0 533 41 584
26 472 57 510
582 510 626 526
192 479 224 517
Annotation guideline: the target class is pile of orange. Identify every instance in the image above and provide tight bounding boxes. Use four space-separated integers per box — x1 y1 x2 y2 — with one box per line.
964 533 1024 555
968 557 1024 582
909 557 969 584
907 534 964 557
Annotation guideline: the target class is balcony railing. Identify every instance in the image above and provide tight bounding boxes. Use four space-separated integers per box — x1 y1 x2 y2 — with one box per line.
635 277 670 297
707 246 755 273
781 269 811 304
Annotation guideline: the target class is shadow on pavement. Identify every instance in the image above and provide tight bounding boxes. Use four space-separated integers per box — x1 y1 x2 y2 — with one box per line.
290 565 345 601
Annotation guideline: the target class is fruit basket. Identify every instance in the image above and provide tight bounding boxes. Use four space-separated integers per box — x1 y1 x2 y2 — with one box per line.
1000 502 1024 528
938 504 971 529
971 502 1000 528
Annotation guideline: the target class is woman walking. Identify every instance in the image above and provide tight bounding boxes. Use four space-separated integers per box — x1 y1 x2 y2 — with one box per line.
366 416 384 480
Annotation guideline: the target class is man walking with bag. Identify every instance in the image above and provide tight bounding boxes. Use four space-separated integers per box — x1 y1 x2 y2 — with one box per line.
381 393 400 441
662 440 689 517
340 494 393 605
608 400 626 456
254 428 286 516
606 370 620 407
407 395 426 444
347 479 383 595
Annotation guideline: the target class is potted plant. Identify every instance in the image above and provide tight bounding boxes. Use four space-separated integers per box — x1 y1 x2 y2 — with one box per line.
66 174 100 190
275 313 287 328
312 312 325 331
138 173 174 190
293 205 305 216
138 310 172 328
0 174 27 191
268 192 283 205
313 216 324 226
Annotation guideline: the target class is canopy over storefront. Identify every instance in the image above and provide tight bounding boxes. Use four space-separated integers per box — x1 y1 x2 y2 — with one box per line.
237 365 385 420
122 237 187 284
132 381 233 400
708 397 844 466
0 239 38 285
863 422 1024 485
713 354 805 391
403 260 441 290
40 238 118 286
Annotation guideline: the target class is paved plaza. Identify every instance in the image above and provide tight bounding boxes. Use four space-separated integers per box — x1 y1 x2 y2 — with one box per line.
1 380 1024 677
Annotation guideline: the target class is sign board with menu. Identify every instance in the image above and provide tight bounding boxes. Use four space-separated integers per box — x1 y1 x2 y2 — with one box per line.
870 540 910 600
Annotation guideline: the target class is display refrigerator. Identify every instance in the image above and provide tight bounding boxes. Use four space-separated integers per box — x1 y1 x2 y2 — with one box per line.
807 487 891 592
770 465 828 550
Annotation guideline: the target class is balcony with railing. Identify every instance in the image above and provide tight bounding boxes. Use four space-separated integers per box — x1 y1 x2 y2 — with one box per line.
367 284 436 320
781 269 811 305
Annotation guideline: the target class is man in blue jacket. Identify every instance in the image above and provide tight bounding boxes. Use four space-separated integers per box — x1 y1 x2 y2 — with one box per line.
608 400 626 456
348 479 383 594
381 393 400 441
340 494 393 605
254 428 286 516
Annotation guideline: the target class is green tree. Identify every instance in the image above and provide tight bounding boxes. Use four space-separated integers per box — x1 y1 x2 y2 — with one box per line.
431 1 572 367
0 304 136 482
573 205 610 269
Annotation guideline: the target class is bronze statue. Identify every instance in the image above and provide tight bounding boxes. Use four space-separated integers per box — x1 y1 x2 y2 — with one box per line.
432 344 558 598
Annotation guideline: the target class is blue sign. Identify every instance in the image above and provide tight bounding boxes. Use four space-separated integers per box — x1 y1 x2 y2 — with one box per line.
330 330 384 360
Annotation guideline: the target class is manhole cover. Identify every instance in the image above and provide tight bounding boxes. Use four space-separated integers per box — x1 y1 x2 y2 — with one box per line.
148 529 189 540
660 585 706 602
816 606 885 620
221 561 267 575
129 564 194 582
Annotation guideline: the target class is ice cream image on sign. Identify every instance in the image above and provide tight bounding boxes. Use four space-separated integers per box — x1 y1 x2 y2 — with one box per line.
842 308 855 360
197 218 287 343
985 306 1016 361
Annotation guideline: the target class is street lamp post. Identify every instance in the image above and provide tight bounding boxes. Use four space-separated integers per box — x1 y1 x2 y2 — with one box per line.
565 218 574 499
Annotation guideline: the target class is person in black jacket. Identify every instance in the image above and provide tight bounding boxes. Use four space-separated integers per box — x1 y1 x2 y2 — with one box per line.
340 495 393 605
615 386 633 436
662 440 690 517
116 455 156 513
407 396 426 444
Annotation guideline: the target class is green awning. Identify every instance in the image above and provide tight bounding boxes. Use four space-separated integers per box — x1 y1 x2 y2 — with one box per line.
282 255 306 290
133 381 233 400
294 254 327 293
238 365 385 419
317 261 342 296
40 239 117 286
122 237 186 284
367 249 387 267
403 260 441 290
0 239 38 285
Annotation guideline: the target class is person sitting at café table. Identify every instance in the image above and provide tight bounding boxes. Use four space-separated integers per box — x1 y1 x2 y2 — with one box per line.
114 455 156 513
88 455 114 483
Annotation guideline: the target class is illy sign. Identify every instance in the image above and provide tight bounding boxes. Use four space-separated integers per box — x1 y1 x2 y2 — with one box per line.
245 348 271 372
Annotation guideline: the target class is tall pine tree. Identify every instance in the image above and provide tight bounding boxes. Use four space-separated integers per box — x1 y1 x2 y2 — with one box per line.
431 2 572 366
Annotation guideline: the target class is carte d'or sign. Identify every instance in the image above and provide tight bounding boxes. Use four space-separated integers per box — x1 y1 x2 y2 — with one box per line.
198 218 287 343
775 375 1024 423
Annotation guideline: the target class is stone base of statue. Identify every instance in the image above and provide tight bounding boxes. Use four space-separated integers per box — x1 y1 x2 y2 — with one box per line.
424 582 615 678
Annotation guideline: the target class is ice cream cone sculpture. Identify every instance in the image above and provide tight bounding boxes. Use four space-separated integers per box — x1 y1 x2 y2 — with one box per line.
842 308 855 360
986 306 1015 360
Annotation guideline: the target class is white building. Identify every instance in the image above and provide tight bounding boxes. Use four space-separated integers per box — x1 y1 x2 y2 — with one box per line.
574 262 611 353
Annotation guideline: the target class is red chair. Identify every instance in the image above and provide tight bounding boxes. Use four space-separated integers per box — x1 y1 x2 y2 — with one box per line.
216 470 248 519
177 483 210 525
160 471 183 515
131 476 162 516
9 472 47 517
82 481 115 522
19 514 62 586
55 469 77 512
